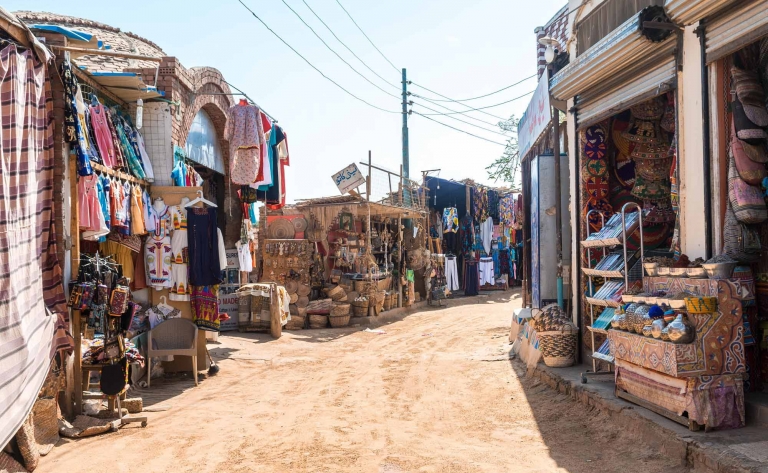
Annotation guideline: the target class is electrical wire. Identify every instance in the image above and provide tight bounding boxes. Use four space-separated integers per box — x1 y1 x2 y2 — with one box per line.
411 93 508 125
411 101 510 136
412 111 508 146
237 0 399 114
417 90 535 115
415 74 537 102
222 80 279 122
300 0 401 91
280 0 401 100
335 0 400 73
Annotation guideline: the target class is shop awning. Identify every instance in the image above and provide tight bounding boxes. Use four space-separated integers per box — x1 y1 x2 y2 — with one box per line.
576 56 676 128
84 71 164 102
664 0 735 26
705 0 768 63
27 24 103 49
550 9 676 103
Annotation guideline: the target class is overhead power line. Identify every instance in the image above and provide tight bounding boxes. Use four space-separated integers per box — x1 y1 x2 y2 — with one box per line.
280 0 400 100
411 93 507 124
417 90 535 116
411 101 511 137
412 111 507 146
300 0 400 91
335 0 400 73
237 0 399 114
415 74 537 102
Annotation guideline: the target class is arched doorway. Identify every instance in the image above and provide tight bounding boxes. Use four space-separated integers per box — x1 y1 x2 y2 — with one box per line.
185 109 224 174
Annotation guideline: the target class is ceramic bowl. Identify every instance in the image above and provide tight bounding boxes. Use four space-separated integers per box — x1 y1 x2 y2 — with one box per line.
643 262 659 277
687 268 707 279
702 262 737 280
669 268 687 277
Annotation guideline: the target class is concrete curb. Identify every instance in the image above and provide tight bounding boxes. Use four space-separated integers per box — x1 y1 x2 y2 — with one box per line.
524 362 765 473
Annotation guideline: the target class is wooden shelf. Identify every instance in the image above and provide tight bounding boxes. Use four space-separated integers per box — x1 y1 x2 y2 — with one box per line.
585 297 621 308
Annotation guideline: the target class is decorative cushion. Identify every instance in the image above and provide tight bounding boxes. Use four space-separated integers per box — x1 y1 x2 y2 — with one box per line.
728 153 768 224
732 66 768 126
732 119 767 185
733 98 768 144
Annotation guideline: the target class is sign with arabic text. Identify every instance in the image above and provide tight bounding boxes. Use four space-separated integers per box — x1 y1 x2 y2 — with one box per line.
332 163 366 194
518 71 552 160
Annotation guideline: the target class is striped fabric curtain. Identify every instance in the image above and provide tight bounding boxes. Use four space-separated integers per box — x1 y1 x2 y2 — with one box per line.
0 43 69 450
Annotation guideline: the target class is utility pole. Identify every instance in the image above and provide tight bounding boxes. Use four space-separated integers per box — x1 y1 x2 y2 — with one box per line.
402 68 410 179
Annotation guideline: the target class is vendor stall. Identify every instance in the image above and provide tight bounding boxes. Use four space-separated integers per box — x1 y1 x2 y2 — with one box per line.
259 193 428 329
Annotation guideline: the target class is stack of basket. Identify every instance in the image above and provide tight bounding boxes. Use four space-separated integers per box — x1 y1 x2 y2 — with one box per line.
532 304 578 368
329 302 351 327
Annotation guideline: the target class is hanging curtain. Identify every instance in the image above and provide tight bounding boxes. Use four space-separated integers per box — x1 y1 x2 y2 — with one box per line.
0 43 69 450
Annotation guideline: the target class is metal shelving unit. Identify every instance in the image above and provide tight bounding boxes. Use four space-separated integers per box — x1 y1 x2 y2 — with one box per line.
580 203 644 384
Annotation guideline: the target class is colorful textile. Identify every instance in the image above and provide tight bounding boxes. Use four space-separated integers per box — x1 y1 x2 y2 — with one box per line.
499 195 514 226
191 285 220 331
473 187 489 223
487 190 500 222
459 214 474 256
145 204 172 289
60 57 92 176
0 44 70 451
442 207 458 233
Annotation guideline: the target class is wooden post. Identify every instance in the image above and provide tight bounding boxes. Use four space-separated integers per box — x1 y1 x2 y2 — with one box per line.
270 283 282 339
397 214 403 308
69 154 83 415
465 185 471 214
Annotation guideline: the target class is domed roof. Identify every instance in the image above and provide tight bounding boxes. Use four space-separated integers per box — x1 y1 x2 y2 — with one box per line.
14 11 164 71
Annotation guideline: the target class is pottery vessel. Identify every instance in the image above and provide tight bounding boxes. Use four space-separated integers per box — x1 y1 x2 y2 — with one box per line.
642 325 653 337
651 319 666 339
661 325 671 341
667 314 694 343
634 305 652 333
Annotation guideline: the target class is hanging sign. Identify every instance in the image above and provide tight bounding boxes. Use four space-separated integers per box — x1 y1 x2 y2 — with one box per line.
518 71 552 161
332 163 365 194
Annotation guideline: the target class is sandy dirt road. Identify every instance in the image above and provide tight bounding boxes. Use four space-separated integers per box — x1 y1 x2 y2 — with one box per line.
38 290 684 473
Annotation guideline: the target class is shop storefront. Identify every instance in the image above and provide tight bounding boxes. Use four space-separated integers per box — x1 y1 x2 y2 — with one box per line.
546 0 768 431
13 11 288 420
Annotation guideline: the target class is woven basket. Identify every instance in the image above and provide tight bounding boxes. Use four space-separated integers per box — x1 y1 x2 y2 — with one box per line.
285 315 305 330
538 328 578 368
685 296 717 314
309 314 328 329
328 286 347 302
374 291 386 313
289 292 299 304
298 284 311 297
331 303 351 317
328 314 351 327
289 304 299 315
351 299 369 316
383 293 393 311
377 276 392 291
297 295 309 308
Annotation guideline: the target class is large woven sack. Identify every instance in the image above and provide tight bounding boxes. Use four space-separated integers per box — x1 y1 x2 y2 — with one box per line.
728 154 767 224
724 203 762 263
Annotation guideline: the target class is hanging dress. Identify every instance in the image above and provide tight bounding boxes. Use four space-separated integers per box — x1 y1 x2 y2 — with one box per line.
145 204 173 290
169 204 191 301
225 104 265 185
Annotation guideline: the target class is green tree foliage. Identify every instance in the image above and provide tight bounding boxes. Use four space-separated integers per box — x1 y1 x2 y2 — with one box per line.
485 115 519 187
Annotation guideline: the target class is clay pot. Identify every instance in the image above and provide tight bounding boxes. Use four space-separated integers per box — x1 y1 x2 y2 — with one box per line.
651 319 666 339
642 325 654 337
667 314 694 343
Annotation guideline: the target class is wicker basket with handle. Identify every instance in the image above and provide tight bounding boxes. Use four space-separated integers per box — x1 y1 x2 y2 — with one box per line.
538 324 578 368
351 298 369 317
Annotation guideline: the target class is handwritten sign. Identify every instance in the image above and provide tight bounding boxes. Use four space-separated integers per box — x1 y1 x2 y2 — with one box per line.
332 163 366 195
518 71 552 161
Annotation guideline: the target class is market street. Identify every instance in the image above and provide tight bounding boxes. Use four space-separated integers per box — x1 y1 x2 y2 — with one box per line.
38 291 682 473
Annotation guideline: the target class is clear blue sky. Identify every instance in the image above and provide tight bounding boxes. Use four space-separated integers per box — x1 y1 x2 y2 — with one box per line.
11 0 566 201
